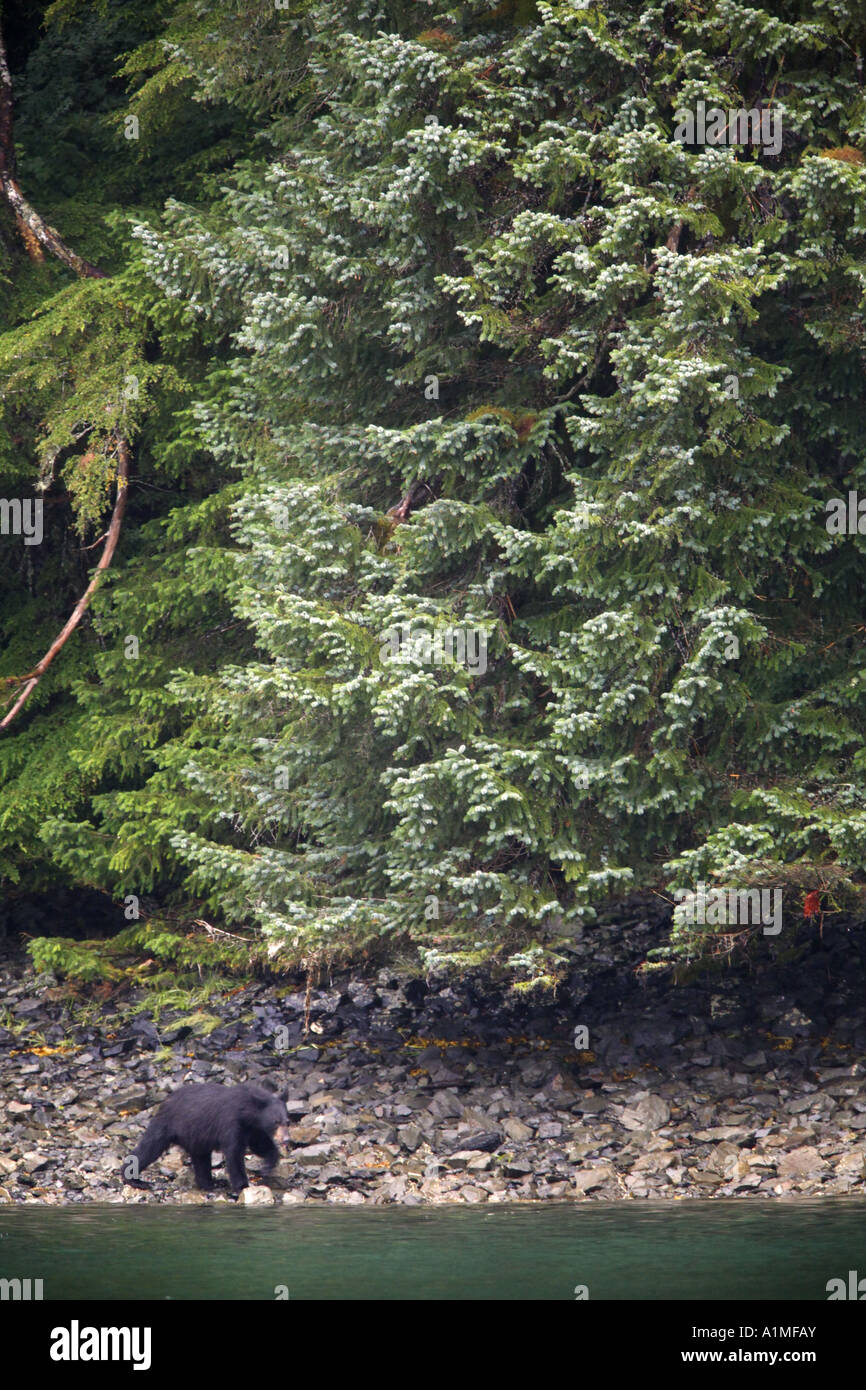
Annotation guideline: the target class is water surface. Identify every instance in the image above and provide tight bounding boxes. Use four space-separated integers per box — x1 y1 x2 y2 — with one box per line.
1 1199 863 1299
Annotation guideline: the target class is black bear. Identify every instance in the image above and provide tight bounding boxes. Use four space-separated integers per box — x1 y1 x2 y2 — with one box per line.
125 1082 291 1193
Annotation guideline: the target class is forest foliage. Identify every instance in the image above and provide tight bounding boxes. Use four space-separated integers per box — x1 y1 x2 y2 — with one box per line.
2 0 866 990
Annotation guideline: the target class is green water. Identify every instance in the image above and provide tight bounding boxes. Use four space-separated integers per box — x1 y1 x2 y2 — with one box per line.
1 1199 865 1299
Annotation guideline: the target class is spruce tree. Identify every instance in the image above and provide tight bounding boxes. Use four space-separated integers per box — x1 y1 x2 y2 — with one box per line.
8 1 866 987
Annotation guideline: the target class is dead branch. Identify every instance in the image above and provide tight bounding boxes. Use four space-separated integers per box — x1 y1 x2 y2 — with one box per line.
387 479 436 525
194 919 249 944
0 439 130 727
0 29 104 277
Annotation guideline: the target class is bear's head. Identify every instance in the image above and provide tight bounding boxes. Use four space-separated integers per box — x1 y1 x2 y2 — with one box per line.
249 1084 292 1149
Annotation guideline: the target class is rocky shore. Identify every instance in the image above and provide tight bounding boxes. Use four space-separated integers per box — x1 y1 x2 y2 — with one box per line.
1 902 865 1206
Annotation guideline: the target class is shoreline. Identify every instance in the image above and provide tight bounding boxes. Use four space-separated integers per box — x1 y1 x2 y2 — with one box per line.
2 906 865 1206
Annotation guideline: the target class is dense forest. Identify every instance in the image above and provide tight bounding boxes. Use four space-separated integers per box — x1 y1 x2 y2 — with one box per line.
2 0 866 994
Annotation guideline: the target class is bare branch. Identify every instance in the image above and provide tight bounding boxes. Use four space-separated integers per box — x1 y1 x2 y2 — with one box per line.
1 439 130 728
0 27 105 277
387 479 436 525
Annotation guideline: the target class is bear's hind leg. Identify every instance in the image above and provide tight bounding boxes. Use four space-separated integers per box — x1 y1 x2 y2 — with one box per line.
126 1119 170 1180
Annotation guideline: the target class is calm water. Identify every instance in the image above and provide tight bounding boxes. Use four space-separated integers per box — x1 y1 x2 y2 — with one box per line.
1 1199 864 1299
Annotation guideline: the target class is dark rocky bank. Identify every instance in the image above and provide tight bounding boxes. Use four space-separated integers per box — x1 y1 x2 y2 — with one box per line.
1 901 865 1205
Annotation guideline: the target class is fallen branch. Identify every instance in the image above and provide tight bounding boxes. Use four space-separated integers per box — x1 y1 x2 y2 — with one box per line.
1 438 130 727
0 30 104 277
2 175 106 277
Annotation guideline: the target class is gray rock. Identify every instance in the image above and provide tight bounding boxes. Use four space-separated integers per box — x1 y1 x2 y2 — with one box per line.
777 1147 827 1178
570 1165 614 1193
835 1150 866 1175
455 1129 502 1152
572 1095 607 1115
634 1095 670 1130
445 1150 487 1171
397 1124 423 1152
502 1159 533 1177
19 1153 50 1174
293 1143 334 1165
287 1125 319 1144
242 1185 276 1205
742 1052 767 1070
502 1117 533 1142
427 1091 464 1120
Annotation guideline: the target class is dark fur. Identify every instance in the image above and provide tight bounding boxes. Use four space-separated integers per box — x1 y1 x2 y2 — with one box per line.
126 1082 291 1193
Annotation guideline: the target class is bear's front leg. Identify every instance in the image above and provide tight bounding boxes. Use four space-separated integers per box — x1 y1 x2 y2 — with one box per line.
256 1137 280 1175
223 1140 249 1192
191 1150 214 1190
